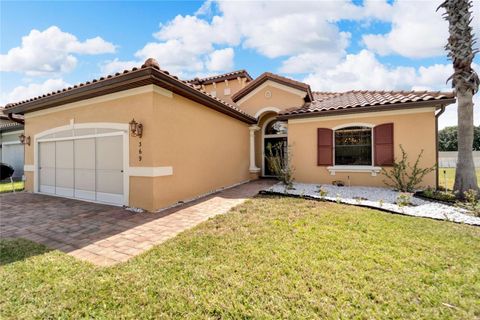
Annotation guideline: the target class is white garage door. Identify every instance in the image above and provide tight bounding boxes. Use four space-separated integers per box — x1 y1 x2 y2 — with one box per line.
2 143 24 178
38 134 124 205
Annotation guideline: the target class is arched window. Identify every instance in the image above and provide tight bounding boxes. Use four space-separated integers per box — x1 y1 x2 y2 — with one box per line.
334 126 372 165
265 120 288 135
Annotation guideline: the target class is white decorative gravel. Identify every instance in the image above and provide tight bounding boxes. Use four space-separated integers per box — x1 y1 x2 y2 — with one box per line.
264 182 480 226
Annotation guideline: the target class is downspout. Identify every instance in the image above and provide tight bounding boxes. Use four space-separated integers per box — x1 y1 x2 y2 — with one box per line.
7 112 25 125
435 105 446 189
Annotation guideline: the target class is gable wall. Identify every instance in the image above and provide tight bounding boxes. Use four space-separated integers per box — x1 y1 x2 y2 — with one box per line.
236 84 306 118
200 78 247 103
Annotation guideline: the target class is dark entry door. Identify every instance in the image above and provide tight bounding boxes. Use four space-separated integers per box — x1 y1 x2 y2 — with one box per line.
264 137 287 176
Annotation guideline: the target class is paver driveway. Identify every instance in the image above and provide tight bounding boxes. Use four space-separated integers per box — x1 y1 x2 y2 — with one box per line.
0 180 275 266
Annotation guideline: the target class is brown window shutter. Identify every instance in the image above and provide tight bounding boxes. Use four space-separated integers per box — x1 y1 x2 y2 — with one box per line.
374 123 394 166
317 128 333 166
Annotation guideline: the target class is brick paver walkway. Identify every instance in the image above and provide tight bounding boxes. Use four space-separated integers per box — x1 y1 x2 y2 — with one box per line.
0 180 275 266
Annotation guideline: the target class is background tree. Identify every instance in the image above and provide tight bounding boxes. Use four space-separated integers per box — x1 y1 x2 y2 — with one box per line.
438 126 480 151
438 0 479 195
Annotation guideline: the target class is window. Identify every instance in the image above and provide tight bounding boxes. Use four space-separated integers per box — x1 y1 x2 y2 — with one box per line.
334 126 372 165
265 120 287 135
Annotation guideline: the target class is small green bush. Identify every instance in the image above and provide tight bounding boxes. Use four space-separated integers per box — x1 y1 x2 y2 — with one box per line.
266 142 295 188
396 193 412 207
318 187 328 199
382 145 435 192
421 187 456 203
456 189 480 217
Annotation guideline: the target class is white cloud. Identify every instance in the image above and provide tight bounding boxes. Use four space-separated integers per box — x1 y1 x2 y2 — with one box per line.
363 0 480 58
303 50 479 128
279 51 346 74
303 50 460 92
304 50 416 91
205 48 234 71
0 26 116 76
110 0 393 76
439 95 480 129
100 58 139 75
1 78 70 106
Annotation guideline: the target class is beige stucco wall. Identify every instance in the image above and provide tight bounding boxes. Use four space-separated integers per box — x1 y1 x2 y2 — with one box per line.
23 86 251 211
237 84 306 117
150 91 250 210
201 78 247 104
287 108 437 188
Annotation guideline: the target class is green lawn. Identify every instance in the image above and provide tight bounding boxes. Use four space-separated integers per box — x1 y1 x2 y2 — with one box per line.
438 168 480 190
1 196 479 319
0 180 24 193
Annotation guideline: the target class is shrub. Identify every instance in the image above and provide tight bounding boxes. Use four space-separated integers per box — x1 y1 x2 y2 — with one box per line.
456 189 480 217
382 145 435 192
396 193 412 207
421 187 456 203
266 142 295 188
318 187 328 199
378 199 384 208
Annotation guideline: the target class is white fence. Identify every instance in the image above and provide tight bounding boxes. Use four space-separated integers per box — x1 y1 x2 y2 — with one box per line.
438 151 480 168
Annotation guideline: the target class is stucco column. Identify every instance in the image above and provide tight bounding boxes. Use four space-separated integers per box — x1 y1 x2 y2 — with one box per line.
249 125 261 173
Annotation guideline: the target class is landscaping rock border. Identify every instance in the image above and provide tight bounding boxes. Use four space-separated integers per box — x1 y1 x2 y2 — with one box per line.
262 183 480 226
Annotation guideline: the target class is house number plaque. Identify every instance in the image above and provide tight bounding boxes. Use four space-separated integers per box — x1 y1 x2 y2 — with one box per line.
138 141 142 161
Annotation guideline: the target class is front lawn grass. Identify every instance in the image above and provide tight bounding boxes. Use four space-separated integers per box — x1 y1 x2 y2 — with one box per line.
1 196 479 319
0 180 24 193
439 167 480 190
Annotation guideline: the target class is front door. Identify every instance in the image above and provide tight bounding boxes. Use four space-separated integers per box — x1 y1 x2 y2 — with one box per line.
264 137 287 176
263 119 288 177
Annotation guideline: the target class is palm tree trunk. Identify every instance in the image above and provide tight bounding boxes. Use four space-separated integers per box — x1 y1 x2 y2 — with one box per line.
453 89 478 194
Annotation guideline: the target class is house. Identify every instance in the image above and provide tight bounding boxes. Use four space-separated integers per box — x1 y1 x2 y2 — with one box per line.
0 113 24 179
2 58 455 211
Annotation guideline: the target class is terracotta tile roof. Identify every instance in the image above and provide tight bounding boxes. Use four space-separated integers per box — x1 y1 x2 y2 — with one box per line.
280 90 456 118
0 121 23 132
186 70 252 85
231 72 313 102
0 113 23 132
2 59 256 124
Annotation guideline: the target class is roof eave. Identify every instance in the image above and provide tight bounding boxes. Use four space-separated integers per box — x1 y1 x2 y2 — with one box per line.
277 98 457 120
188 70 253 85
231 74 311 103
3 68 256 124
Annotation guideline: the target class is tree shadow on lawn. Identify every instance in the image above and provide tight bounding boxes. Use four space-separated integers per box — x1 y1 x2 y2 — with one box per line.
0 238 52 266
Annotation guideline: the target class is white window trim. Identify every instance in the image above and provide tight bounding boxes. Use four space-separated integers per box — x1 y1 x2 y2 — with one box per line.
327 165 382 176
331 123 378 176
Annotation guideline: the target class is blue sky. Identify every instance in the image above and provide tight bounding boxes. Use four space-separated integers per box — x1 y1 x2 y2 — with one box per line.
1 0 479 128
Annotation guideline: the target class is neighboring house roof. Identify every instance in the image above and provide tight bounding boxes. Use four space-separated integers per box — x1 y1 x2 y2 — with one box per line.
186 70 252 85
0 114 24 133
279 90 456 119
2 59 256 124
231 72 313 103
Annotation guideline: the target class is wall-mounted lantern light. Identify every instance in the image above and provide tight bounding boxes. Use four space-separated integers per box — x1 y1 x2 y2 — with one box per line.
129 119 143 138
19 133 31 146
